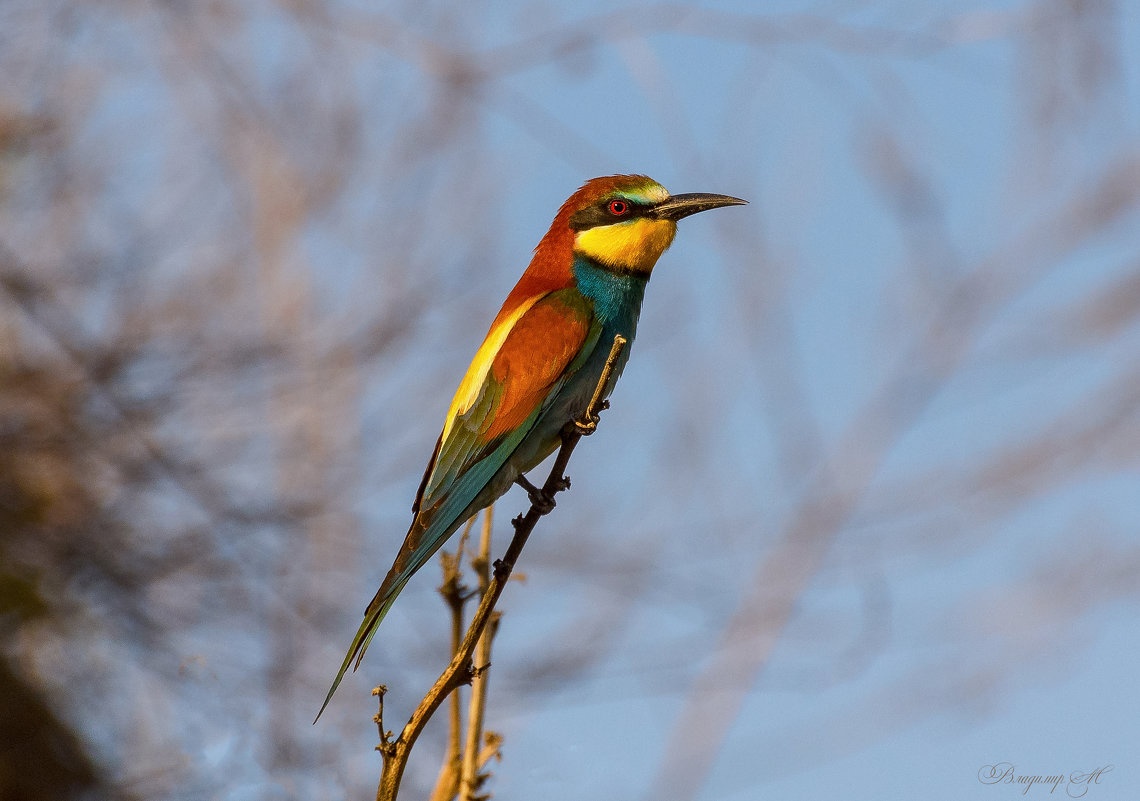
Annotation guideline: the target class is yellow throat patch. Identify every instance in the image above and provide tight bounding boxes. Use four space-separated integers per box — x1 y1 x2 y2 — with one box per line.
574 217 677 274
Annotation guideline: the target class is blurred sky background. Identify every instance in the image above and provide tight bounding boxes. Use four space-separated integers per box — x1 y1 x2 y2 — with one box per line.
2 0 1139 799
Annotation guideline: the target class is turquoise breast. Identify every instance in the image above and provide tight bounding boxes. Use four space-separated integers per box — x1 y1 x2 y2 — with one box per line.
572 255 648 332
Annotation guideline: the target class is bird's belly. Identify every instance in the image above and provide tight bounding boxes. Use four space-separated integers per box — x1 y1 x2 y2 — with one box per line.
472 325 633 511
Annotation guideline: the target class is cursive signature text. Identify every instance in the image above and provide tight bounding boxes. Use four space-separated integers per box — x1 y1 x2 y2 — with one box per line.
978 762 1113 797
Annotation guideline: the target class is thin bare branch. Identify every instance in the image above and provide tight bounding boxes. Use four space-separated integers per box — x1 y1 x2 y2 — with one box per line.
427 516 476 801
460 508 498 801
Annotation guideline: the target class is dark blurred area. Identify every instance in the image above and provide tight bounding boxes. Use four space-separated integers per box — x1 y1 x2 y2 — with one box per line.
0 318 126 801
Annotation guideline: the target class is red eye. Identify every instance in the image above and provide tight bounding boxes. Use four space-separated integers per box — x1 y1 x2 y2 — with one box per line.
608 199 628 216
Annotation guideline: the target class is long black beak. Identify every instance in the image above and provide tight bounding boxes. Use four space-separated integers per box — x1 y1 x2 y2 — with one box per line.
649 192 748 221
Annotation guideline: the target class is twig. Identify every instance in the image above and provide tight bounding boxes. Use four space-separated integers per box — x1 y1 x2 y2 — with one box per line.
373 685 393 758
459 508 498 801
375 334 627 801
476 732 504 774
427 518 477 801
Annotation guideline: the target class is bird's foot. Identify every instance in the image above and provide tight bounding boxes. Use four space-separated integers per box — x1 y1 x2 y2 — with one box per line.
515 475 557 514
574 417 598 436
574 400 609 435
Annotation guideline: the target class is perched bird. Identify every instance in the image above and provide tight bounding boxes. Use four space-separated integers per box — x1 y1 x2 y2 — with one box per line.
318 175 745 718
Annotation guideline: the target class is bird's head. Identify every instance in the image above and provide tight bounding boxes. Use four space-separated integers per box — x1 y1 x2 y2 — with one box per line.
563 175 746 274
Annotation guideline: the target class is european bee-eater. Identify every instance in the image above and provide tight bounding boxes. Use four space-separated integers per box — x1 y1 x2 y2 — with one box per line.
319 175 745 717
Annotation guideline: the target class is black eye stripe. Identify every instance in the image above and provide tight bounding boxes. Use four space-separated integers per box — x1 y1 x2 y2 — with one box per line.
569 198 650 231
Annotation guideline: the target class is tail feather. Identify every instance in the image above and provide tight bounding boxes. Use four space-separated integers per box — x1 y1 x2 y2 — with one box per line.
314 505 465 722
315 436 513 721
314 575 409 723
